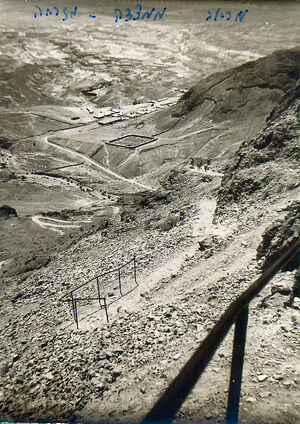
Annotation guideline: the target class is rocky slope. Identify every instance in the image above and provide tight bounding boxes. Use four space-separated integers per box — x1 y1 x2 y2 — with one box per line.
0 49 299 423
215 82 299 215
173 48 299 121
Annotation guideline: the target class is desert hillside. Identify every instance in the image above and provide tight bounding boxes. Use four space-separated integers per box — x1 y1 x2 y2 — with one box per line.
0 48 299 423
1 48 299 279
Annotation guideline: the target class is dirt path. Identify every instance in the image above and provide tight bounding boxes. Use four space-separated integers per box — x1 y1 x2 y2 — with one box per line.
77 212 299 424
31 215 82 234
61 198 255 330
1 185 299 424
44 136 155 191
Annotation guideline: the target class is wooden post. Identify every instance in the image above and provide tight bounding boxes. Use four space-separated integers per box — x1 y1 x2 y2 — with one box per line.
103 298 109 323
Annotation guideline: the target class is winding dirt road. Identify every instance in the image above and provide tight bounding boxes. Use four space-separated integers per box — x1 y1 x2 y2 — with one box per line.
43 135 155 192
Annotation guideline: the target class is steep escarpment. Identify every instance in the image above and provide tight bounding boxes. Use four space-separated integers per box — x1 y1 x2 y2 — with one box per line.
172 48 300 122
134 48 300 177
212 71 299 311
256 202 299 272
215 82 299 215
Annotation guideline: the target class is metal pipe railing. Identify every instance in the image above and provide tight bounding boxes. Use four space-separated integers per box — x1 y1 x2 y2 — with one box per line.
60 256 138 328
141 239 299 424
59 256 137 301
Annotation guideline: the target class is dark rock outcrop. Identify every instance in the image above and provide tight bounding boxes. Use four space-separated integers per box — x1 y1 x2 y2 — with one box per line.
0 136 12 150
0 205 17 219
153 213 181 232
256 202 299 272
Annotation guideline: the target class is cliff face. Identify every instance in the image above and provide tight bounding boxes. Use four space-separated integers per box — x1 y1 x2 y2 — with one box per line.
256 201 299 271
215 82 299 214
173 48 300 122
213 68 299 294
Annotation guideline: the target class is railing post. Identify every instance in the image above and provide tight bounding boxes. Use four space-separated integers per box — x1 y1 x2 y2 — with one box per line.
71 292 78 328
103 298 109 323
71 293 79 329
133 256 138 285
69 298 74 318
226 305 249 424
96 277 102 309
75 299 79 329
118 269 122 296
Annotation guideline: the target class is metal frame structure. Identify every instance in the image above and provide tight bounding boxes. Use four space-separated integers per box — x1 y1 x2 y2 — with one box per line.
141 240 299 424
60 256 138 328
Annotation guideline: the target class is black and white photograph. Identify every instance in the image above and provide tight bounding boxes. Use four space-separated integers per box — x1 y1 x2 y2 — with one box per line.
0 0 299 423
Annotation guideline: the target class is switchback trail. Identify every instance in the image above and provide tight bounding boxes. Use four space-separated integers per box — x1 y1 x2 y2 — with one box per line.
43 135 155 192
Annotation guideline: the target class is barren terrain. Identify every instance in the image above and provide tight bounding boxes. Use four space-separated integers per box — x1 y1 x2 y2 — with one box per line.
0 21 300 424
0 47 299 424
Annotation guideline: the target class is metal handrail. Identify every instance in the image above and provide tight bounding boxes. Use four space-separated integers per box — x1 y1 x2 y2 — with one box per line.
59 256 138 328
59 256 137 301
141 239 299 424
